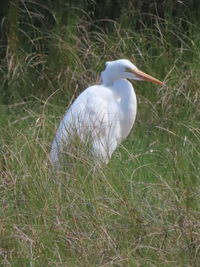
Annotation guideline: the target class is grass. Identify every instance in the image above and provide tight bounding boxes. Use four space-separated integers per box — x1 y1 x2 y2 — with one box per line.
1 10 200 266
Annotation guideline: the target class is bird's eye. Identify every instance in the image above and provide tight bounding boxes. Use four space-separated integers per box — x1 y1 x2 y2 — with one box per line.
125 67 131 72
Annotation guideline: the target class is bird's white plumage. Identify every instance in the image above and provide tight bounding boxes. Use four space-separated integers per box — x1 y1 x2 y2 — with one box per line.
50 59 163 165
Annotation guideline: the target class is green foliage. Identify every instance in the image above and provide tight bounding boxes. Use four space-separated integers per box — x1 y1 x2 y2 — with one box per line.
0 0 200 265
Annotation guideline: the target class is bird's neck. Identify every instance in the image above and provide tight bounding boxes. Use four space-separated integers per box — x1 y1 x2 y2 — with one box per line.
111 79 136 106
101 71 117 86
101 79 113 87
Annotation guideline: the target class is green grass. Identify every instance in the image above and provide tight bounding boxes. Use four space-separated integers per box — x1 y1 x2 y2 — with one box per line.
1 13 200 266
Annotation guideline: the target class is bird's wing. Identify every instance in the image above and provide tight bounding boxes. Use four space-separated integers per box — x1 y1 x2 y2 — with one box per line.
82 86 121 161
50 85 120 164
49 90 87 165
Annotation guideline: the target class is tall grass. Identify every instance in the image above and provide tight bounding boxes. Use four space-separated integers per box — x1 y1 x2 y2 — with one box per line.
0 6 200 266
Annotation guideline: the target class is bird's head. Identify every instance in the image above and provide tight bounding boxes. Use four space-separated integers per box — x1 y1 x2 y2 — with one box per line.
100 59 164 86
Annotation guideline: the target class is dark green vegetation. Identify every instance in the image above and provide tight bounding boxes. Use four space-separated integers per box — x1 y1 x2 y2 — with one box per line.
0 1 200 266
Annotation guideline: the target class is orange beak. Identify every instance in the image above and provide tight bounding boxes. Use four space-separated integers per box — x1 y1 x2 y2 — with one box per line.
128 68 165 86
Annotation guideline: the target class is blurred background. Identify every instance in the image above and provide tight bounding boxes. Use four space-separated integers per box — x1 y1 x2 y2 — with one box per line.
1 0 200 103
1 1 200 266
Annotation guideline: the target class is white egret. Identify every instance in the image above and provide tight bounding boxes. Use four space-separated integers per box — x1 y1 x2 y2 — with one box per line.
50 59 164 166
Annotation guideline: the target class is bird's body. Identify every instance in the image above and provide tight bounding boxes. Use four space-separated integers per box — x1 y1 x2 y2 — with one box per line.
50 59 163 166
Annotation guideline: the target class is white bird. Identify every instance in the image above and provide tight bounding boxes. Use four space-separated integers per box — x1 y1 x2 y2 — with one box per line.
50 59 164 166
